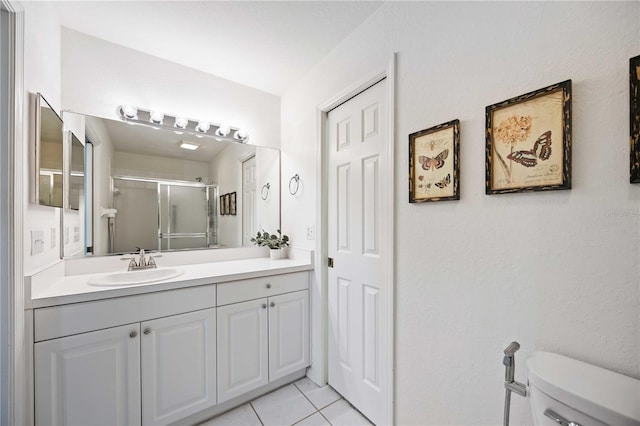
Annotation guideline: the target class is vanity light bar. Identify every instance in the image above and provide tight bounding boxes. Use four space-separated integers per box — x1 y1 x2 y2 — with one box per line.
117 105 249 143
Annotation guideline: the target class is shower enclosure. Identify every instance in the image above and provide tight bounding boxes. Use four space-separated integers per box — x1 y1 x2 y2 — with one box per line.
111 176 217 254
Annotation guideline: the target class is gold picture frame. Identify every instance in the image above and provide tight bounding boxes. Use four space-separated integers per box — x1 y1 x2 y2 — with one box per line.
486 80 572 194
409 119 460 203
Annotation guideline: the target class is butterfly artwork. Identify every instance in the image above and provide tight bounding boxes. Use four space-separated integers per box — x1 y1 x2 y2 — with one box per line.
506 131 552 168
418 149 449 171
434 173 451 189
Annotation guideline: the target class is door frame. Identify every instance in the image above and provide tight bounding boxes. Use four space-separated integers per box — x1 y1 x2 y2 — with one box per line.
0 1 25 425
313 54 395 425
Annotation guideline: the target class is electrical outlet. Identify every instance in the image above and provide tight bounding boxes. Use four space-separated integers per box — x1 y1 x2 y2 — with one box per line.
31 230 45 255
73 227 80 243
50 228 56 248
306 226 315 240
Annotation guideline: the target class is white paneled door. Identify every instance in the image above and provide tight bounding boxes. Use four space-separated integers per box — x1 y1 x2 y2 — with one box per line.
328 79 390 426
242 155 257 246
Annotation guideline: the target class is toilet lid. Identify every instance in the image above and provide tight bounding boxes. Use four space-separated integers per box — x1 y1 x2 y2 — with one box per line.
527 352 640 426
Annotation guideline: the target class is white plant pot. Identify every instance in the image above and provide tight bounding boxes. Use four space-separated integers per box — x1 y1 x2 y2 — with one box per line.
269 249 282 260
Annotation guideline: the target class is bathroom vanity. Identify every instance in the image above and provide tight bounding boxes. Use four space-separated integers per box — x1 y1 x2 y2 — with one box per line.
27 251 313 425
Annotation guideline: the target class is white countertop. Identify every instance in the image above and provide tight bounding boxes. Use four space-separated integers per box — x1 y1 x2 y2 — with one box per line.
28 256 313 309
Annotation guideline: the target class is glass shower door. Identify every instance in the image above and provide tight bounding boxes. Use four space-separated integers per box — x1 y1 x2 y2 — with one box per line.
159 184 210 250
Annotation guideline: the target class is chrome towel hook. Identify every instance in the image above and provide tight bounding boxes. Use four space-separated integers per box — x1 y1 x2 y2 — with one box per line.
261 183 270 200
289 174 300 195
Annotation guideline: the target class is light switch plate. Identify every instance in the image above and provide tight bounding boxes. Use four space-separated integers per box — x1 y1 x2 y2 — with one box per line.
73 227 80 243
64 227 69 245
50 228 56 248
31 230 45 255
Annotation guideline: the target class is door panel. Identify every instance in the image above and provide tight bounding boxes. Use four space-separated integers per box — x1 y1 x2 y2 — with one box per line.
217 298 268 403
141 308 216 425
328 79 388 426
268 290 309 381
34 324 141 426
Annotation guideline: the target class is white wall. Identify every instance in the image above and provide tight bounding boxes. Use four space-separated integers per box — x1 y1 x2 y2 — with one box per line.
22 1 62 274
60 28 281 150
281 2 640 425
112 151 209 182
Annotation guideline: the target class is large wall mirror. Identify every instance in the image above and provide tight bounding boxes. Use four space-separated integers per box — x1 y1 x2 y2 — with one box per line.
32 93 64 207
62 111 280 257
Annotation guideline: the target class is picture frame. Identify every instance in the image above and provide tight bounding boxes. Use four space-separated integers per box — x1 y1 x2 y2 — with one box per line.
223 193 230 215
485 80 572 194
219 195 225 215
230 192 237 215
630 55 640 183
409 119 460 202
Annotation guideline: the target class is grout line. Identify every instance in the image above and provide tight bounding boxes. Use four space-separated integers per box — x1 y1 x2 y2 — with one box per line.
249 401 265 426
291 410 320 426
318 409 333 426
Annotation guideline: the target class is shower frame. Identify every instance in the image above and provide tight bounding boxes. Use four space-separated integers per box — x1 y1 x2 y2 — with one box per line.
111 175 218 252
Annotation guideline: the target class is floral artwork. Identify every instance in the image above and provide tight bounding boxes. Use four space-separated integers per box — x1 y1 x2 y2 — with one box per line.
486 81 572 194
409 119 460 203
631 55 640 183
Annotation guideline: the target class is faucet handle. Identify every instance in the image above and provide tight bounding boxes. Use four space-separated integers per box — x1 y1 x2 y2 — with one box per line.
121 257 138 270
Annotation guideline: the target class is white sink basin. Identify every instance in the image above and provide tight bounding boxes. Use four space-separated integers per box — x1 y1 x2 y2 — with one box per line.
88 268 184 287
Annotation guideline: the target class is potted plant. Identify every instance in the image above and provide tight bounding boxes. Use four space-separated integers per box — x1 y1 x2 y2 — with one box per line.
251 229 290 260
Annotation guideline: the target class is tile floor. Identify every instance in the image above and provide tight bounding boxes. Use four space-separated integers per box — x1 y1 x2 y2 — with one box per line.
199 378 373 426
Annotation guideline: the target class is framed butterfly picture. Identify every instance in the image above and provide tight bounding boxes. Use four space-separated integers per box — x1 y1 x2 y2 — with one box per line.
630 55 640 183
486 80 572 194
409 119 460 203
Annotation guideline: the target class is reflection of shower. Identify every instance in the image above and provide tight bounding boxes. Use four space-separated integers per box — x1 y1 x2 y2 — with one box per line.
110 176 217 253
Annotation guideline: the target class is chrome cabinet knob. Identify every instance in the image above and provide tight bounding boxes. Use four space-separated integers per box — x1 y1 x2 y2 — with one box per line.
143 328 151 335
129 331 137 338
266 283 272 289
261 303 267 309
270 302 275 307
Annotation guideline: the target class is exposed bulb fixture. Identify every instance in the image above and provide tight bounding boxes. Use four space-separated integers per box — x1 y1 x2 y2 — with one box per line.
150 111 164 125
196 121 210 133
215 125 231 137
122 105 137 119
174 116 188 129
234 129 249 142
178 141 200 151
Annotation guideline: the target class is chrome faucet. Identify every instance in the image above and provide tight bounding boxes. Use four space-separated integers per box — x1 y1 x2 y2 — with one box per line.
503 342 527 426
121 249 161 271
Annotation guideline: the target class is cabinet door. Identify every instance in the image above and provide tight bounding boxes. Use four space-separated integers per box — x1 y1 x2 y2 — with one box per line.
217 298 268 403
141 308 216 426
35 324 141 426
269 290 310 381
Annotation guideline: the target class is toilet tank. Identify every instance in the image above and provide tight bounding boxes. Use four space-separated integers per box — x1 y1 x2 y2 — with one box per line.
527 352 640 426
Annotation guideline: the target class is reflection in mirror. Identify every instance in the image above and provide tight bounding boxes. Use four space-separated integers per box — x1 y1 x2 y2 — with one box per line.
69 133 84 211
33 93 63 207
63 112 280 256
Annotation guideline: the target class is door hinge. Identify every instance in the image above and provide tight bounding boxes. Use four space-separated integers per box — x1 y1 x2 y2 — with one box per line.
328 257 334 268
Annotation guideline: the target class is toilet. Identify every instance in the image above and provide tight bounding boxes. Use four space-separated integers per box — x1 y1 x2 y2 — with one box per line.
527 352 640 426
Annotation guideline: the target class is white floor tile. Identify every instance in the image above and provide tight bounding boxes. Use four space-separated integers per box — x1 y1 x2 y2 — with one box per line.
293 412 331 426
199 403 261 426
321 399 373 426
294 377 320 394
251 384 316 426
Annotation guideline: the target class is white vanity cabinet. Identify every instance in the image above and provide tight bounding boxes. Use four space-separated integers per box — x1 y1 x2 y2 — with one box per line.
34 284 217 426
216 272 310 403
34 323 142 426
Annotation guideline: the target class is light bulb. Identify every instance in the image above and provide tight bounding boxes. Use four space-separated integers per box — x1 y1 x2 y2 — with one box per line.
174 116 188 129
150 111 164 125
196 121 210 133
122 105 137 119
215 125 231 137
234 129 248 141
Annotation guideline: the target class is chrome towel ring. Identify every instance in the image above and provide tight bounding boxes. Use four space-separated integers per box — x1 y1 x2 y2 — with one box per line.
289 174 300 195
261 183 270 200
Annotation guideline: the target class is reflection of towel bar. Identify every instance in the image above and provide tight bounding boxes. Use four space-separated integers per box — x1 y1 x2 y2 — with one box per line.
261 183 270 200
159 233 208 238
289 174 300 195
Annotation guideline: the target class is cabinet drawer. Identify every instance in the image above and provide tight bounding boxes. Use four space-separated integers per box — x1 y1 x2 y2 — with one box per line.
217 272 308 306
35 284 216 342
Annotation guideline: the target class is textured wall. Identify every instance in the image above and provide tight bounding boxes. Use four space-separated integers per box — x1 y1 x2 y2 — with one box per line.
281 2 640 424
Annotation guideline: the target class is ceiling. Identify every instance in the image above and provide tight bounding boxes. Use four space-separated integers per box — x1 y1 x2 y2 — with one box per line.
53 1 383 96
